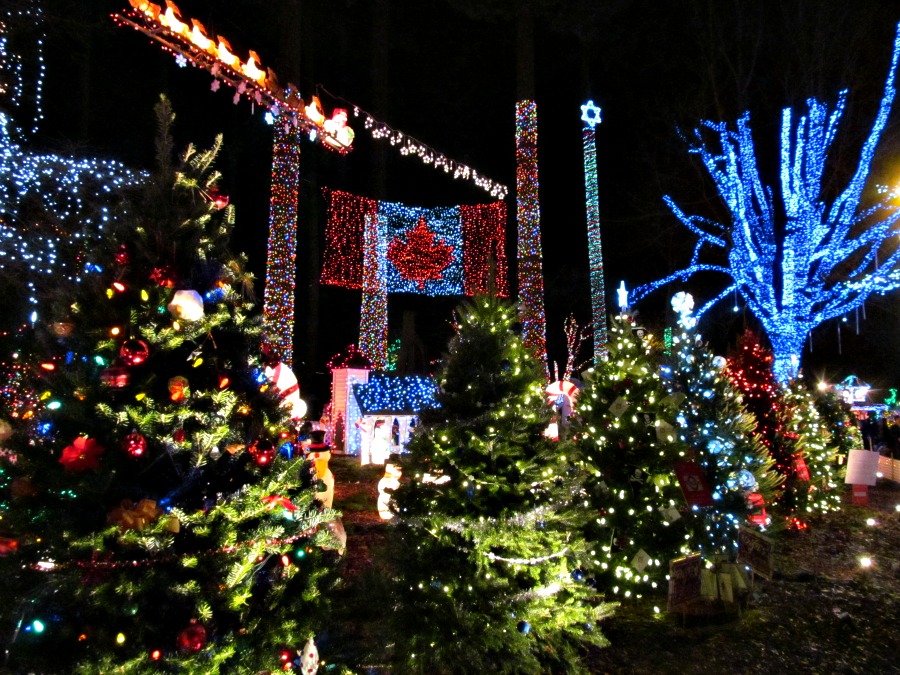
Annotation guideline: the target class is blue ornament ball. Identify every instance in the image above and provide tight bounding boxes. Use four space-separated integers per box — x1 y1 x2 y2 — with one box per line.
517 621 531 634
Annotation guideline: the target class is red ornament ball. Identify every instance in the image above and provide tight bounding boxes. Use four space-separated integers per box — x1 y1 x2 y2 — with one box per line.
122 432 147 458
173 428 186 443
176 621 207 653
119 339 150 367
248 439 276 466
115 245 129 266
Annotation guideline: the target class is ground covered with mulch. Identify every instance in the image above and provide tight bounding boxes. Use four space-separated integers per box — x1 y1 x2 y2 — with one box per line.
327 456 900 674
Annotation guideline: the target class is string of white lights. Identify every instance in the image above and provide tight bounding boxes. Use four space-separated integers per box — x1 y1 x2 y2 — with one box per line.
318 86 508 200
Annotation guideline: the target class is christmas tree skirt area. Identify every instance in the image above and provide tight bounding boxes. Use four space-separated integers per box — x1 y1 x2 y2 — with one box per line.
586 480 900 674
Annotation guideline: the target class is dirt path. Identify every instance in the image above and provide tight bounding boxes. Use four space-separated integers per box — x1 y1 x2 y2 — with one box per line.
330 455 389 578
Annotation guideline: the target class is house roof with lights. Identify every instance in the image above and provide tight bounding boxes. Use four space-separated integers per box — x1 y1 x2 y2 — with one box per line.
352 374 439 416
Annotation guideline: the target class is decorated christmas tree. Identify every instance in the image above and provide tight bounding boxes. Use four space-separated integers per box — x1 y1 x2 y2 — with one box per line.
573 314 688 598
778 380 843 524
662 303 780 550
387 293 614 674
725 329 840 523
0 98 337 674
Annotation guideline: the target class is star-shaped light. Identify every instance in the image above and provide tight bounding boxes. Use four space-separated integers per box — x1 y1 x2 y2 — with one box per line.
210 79 221 92
617 280 628 310
581 100 602 128
175 53 188 68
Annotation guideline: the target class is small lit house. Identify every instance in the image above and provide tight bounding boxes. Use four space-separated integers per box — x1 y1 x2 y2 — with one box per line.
351 373 439 465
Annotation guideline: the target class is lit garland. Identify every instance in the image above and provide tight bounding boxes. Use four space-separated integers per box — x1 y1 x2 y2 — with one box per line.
581 101 607 364
352 373 439 415
515 100 547 371
261 115 300 365
360 214 388 368
632 23 900 383
315 87 507 199
353 109 507 199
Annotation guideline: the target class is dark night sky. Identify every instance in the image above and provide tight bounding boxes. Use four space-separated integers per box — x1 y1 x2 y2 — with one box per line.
15 0 900 409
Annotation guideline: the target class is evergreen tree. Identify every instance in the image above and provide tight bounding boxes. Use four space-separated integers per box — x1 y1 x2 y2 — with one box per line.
779 380 843 524
726 329 842 523
663 321 781 552
387 293 613 675
0 98 337 674
573 315 688 598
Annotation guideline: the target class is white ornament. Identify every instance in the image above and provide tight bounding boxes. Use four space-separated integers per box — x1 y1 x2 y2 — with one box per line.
167 290 204 321
299 636 319 674
712 355 727 369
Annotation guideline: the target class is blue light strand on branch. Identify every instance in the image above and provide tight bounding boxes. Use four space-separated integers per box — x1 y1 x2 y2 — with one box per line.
582 101 607 364
633 22 900 384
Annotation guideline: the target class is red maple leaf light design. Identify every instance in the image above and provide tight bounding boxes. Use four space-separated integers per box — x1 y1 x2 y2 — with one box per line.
386 218 455 289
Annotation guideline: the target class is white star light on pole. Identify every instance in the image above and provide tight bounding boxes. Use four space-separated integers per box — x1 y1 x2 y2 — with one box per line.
581 100 602 128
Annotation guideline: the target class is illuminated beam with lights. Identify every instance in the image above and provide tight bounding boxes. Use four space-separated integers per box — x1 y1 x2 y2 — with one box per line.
581 100 607 364
112 1 354 153
515 100 547 372
262 114 300 365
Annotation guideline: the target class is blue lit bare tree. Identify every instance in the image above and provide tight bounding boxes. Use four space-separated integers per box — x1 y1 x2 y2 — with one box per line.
633 24 900 383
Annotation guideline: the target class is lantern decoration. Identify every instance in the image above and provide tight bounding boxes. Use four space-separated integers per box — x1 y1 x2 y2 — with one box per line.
248 439 276 466
167 290 204 321
59 436 104 472
119 339 150 367
176 620 207 653
107 498 162 531
168 376 189 401
121 432 147 458
264 362 307 420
